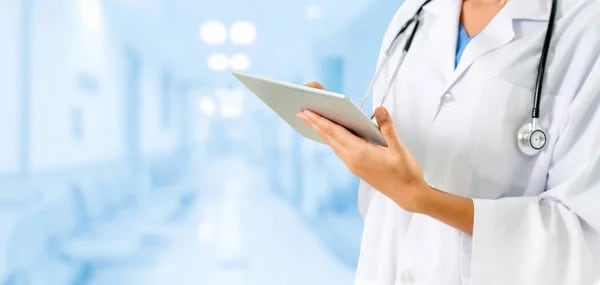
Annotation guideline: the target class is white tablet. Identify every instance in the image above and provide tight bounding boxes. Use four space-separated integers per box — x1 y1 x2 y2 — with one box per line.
233 72 386 146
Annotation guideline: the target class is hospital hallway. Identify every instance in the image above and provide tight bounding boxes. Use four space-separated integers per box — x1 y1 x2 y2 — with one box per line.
87 155 356 285
0 0 397 283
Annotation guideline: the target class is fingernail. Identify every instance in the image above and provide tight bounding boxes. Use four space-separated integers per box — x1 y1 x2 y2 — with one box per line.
375 108 387 121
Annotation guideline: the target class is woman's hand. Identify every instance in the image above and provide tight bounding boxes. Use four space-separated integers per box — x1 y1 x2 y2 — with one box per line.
299 82 433 213
301 82 474 235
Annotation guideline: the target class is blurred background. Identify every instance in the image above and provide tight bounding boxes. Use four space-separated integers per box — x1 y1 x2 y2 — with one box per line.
0 0 401 284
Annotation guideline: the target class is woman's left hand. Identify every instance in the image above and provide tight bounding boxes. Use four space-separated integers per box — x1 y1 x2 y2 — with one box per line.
297 106 433 213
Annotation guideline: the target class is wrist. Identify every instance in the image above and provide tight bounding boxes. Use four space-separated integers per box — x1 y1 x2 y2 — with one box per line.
411 183 437 214
409 184 475 235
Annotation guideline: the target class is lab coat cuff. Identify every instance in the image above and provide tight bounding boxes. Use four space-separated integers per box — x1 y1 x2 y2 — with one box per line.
358 180 375 220
470 198 498 284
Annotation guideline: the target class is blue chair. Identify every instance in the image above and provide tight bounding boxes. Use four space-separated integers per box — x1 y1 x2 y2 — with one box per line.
49 181 153 283
3 192 81 285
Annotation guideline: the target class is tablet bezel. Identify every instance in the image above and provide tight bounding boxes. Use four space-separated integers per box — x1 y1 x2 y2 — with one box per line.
233 71 387 147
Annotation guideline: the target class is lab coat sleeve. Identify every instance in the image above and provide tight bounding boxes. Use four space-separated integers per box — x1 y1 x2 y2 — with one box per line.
470 57 600 284
358 3 412 221
358 179 376 219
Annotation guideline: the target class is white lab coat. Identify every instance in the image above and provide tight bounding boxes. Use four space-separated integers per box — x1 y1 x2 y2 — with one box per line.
356 0 600 284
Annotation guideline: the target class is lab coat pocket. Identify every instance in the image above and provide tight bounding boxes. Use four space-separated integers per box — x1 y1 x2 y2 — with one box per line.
468 78 538 197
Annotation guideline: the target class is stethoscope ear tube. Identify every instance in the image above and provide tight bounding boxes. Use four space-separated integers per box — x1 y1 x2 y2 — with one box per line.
532 0 558 119
363 0 432 111
386 18 415 57
520 0 557 156
403 17 421 53
363 0 557 156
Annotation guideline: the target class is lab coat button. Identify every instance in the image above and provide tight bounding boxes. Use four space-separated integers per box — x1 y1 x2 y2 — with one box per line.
442 92 455 105
400 270 415 284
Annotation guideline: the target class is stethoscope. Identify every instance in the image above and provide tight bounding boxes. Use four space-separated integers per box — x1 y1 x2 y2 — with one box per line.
359 0 557 156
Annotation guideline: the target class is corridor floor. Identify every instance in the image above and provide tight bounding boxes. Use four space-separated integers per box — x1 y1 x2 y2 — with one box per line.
90 156 356 285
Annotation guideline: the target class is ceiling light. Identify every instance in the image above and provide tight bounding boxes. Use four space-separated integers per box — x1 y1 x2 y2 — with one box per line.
306 5 323 20
229 53 251 71
207 53 229 71
198 97 216 116
217 88 245 118
80 0 102 31
200 21 227 45
230 21 257 45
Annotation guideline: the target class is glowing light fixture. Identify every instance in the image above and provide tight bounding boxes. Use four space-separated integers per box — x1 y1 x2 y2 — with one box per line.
229 53 251 71
207 53 229 71
217 88 245 118
197 97 216 116
230 21 257 45
200 21 227 45
306 4 323 20
80 0 102 31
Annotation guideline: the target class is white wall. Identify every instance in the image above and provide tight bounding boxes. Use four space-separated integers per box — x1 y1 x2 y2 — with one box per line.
0 1 22 175
28 0 124 171
140 66 178 156
314 0 400 103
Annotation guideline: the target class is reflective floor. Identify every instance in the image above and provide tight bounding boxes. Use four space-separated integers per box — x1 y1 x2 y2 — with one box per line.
78 156 355 285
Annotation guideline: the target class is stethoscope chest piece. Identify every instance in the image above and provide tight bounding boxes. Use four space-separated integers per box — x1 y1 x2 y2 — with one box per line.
517 121 547 156
361 0 557 157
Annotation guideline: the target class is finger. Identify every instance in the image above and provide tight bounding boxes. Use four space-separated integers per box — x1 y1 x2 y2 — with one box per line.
298 111 348 153
303 110 365 149
301 110 348 148
304 81 325 90
374 107 403 150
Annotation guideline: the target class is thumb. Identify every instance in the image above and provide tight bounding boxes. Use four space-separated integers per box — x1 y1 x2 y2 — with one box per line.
375 107 402 150
305 81 325 90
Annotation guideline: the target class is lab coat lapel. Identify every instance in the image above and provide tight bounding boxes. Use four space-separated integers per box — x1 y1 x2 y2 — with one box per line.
423 0 461 86
440 0 551 94
451 11 515 89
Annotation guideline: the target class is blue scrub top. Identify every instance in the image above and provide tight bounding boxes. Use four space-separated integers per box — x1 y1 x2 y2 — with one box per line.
455 24 473 68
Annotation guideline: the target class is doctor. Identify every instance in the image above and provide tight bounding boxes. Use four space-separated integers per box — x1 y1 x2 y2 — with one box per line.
298 0 600 284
